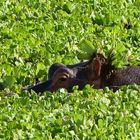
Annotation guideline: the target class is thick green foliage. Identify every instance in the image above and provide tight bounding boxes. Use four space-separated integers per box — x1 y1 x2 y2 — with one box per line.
1 85 140 139
0 0 140 139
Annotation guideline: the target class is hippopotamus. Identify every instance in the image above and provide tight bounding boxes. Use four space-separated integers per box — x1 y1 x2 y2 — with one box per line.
24 54 140 93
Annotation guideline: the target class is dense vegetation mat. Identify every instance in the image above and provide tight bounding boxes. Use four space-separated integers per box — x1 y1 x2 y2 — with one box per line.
0 0 140 139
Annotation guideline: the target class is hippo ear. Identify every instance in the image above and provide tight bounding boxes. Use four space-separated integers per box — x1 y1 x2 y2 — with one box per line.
89 58 102 77
94 58 102 76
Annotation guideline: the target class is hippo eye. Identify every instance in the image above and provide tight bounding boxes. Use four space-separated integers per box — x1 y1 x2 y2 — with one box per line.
59 77 67 82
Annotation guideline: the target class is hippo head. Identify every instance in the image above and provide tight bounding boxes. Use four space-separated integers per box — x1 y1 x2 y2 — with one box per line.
24 56 102 93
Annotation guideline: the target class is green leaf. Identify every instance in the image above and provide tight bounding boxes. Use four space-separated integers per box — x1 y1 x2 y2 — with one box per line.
77 39 95 59
36 63 46 75
3 76 16 88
